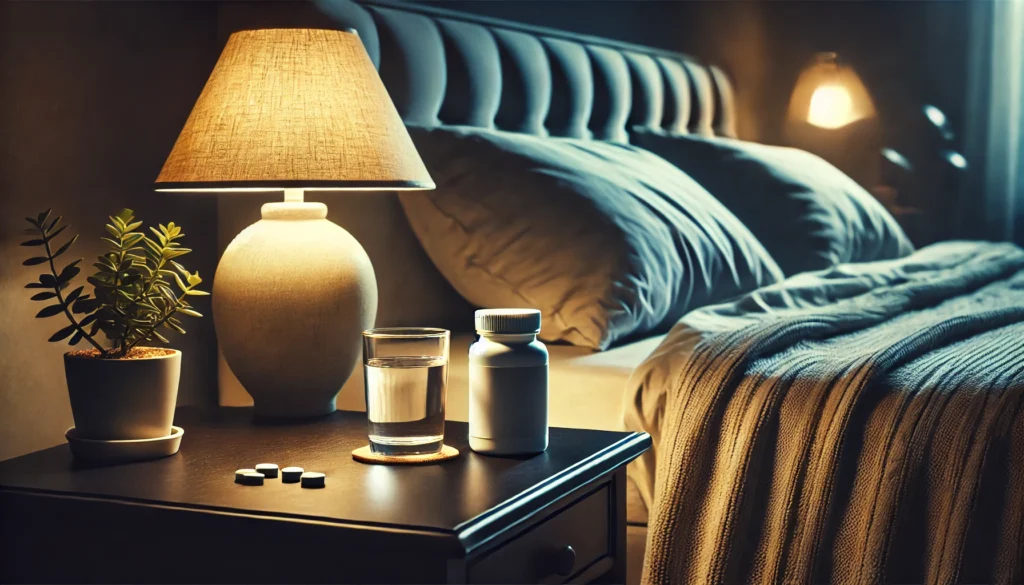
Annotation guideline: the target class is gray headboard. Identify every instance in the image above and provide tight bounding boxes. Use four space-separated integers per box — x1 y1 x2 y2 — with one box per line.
313 0 739 142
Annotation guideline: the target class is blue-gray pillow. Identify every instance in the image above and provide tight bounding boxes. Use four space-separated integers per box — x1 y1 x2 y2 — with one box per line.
399 126 782 350
632 131 914 275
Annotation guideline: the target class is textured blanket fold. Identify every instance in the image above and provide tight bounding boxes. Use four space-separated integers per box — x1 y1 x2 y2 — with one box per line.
624 241 1024 584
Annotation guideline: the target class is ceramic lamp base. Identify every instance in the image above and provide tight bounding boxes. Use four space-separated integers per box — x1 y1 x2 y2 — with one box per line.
213 198 377 419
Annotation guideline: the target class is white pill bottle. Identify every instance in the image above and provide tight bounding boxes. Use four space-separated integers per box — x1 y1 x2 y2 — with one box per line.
469 309 549 455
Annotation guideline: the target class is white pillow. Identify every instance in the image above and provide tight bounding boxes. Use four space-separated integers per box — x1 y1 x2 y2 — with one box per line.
399 126 783 350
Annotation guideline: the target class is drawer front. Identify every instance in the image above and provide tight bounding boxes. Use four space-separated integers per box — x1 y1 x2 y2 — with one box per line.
468 485 611 584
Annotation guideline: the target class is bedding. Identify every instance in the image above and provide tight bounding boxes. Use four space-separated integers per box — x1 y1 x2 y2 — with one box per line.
399 125 783 350
631 131 914 275
624 241 1024 584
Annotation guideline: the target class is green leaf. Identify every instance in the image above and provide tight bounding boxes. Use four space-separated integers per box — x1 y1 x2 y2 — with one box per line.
64 286 85 305
149 227 167 245
25 216 39 227
116 208 135 223
163 248 191 259
101 237 121 249
45 217 63 234
36 304 64 318
104 224 120 238
37 209 51 226
51 234 78 258
122 232 145 247
80 313 99 327
172 272 187 291
187 272 202 286
152 330 170 344
38 274 57 287
25 282 49 289
23 257 49 266
48 323 77 342
30 291 57 301
87 275 109 288
69 330 84 346
20 238 45 247
124 220 143 232
177 308 203 318
164 321 186 334
185 289 210 296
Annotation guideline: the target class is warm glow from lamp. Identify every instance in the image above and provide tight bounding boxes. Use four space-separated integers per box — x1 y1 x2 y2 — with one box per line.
155 29 434 419
789 53 875 130
808 84 855 129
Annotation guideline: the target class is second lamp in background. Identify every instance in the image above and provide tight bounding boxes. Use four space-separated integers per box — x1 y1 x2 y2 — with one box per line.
785 52 881 189
155 28 434 419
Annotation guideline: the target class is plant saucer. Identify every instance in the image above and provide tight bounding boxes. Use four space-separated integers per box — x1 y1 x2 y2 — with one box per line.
66 426 183 465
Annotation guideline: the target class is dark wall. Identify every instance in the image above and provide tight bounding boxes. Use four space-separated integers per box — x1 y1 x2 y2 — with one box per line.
1 1 220 460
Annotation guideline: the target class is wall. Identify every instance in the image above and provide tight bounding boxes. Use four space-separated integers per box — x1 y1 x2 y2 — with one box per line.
0 2 220 460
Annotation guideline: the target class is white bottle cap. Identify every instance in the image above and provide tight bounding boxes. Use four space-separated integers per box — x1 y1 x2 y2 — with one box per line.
475 309 541 334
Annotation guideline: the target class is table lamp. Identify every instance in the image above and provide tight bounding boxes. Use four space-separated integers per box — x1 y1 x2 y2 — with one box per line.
787 52 875 130
155 29 434 418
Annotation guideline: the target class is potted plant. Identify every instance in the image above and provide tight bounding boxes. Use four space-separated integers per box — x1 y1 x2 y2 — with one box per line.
21 208 208 443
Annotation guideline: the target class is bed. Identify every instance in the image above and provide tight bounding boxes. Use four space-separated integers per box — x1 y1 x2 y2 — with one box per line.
214 2 1024 584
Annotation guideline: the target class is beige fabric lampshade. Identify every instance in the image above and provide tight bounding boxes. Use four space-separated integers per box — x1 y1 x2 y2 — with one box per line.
155 28 433 192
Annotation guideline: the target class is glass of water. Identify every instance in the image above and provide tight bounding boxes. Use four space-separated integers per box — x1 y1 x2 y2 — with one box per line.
362 328 450 455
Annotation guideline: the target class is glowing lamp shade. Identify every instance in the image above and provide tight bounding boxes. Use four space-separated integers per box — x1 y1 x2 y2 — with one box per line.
155 28 432 191
789 53 875 130
156 29 433 418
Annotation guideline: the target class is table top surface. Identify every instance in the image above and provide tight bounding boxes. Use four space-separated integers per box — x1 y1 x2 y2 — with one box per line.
0 407 649 550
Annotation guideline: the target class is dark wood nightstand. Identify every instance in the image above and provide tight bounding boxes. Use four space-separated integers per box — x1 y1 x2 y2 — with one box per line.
0 407 649 584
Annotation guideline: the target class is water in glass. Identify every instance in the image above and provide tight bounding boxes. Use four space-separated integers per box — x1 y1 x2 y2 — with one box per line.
364 355 447 454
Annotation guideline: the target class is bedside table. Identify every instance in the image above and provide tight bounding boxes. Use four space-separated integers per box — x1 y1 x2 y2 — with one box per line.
0 407 650 584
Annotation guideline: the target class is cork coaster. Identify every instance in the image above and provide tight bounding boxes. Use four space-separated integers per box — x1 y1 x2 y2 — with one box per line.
352 444 460 465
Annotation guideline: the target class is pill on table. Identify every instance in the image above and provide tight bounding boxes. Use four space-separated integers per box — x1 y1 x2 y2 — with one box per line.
235 469 257 483
255 463 279 478
240 472 265 486
300 472 326 489
282 466 304 483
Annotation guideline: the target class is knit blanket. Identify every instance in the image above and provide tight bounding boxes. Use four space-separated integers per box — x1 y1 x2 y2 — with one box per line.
623 241 1024 584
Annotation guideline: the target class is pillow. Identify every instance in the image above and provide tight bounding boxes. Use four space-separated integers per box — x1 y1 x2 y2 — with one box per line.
398 126 783 350
631 131 914 275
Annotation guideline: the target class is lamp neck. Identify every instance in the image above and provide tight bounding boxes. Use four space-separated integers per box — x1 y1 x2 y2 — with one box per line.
261 200 328 220
283 188 304 203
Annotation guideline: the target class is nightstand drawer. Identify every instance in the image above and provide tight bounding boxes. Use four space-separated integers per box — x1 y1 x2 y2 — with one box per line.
468 485 611 584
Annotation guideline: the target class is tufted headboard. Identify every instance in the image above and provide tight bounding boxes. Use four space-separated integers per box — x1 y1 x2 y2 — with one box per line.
315 0 739 141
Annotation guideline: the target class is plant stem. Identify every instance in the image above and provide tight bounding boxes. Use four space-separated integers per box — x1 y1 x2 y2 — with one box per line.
122 284 192 355
42 236 106 355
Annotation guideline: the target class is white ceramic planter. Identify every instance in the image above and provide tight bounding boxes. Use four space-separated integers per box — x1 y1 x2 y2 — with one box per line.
64 349 181 440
